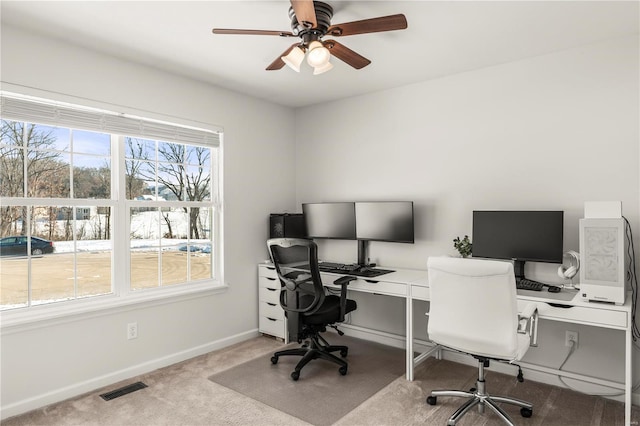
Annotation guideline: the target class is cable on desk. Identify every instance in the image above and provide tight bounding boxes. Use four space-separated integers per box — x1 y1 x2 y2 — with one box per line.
623 217 640 346
556 340 640 396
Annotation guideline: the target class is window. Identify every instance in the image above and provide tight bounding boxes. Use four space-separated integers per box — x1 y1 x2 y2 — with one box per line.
0 93 222 312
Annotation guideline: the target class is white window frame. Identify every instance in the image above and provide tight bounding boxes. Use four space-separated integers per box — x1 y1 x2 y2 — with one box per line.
0 92 225 330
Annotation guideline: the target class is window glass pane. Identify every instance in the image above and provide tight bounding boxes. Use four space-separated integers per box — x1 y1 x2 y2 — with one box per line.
185 165 211 201
126 159 153 200
0 256 28 309
32 206 62 241
76 208 112 297
161 207 187 286
130 207 160 290
31 251 74 305
157 164 183 201
1 120 23 146
185 145 211 168
28 125 69 152
157 141 183 161
124 137 155 160
73 157 111 199
0 145 24 197
28 151 70 198
0 206 25 237
191 209 213 281
72 130 110 156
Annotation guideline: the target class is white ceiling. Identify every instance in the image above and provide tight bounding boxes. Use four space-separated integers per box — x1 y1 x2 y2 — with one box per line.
2 1 638 108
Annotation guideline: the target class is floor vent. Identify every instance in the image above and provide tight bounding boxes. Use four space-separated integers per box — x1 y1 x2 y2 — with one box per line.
100 381 148 401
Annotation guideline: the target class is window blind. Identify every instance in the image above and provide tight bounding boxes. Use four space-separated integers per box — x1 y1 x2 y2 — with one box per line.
0 93 220 147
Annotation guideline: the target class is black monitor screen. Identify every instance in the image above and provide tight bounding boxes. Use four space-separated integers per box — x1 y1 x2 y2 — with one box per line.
472 210 563 263
355 201 414 243
302 202 356 240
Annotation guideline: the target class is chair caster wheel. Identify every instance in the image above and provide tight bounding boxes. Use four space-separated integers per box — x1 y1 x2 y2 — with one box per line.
271 356 278 364
339 366 348 376
291 371 300 381
520 407 533 418
426 396 437 405
340 349 348 357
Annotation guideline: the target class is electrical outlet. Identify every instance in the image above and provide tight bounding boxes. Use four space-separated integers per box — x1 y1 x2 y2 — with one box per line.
127 322 138 340
565 331 578 348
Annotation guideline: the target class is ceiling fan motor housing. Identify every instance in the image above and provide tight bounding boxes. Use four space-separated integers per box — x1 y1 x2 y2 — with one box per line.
289 1 333 38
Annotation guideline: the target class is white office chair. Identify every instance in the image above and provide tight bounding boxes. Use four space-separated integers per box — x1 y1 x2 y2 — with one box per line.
425 256 538 426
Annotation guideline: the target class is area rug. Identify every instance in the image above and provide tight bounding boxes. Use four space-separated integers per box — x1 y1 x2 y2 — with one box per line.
209 335 405 425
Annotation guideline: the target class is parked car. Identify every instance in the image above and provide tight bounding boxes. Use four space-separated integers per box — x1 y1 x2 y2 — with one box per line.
0 236 55 256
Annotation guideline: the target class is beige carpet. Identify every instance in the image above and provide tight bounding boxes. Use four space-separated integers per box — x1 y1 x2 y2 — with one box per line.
209 335 405 425
3 335 639 425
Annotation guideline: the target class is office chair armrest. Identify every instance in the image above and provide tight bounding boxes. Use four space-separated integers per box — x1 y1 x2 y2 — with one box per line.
334 276 357 321
518 303 539 347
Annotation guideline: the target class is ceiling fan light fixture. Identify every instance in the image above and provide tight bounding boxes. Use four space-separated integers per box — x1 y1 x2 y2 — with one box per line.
281 46 305 72
313 61 333 75
306 40 330 67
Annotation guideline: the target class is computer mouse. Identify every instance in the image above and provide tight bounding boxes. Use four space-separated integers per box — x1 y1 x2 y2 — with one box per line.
547 286 561 293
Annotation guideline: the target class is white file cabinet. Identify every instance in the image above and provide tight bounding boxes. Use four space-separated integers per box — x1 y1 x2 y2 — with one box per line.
258 264 287 342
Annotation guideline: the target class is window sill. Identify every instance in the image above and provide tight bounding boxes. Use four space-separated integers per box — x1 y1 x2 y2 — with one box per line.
0 281 229 335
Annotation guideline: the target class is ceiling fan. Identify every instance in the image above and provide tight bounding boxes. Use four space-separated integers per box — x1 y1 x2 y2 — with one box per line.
212 0 408 74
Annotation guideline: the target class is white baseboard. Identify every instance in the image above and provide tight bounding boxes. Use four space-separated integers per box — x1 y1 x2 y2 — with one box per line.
1 329 260 420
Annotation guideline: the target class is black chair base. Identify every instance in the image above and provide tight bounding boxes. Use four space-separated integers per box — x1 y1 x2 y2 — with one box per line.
271 332 349 380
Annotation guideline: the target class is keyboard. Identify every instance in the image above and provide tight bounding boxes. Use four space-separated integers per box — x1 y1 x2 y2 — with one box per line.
516 278 544 291
299 262 394 278
319 262 359 273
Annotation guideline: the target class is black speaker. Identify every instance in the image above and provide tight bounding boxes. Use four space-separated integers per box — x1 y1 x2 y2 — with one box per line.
269 213 306 238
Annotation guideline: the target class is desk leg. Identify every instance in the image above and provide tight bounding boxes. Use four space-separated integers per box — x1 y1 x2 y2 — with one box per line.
406 296 414 381
625 326 632 426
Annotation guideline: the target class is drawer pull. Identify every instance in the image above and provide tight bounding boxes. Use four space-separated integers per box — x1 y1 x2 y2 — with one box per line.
266 266 276 271
267 302 277 307
549 303 572 309
365 280 379 284
266 287 277 292
267 317 277 321
266 277 276 281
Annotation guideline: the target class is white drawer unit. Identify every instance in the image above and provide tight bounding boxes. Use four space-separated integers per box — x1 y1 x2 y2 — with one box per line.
258 264 287 341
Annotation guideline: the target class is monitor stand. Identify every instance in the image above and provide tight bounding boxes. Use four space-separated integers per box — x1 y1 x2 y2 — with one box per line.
513 259 526 282
357 240 369 267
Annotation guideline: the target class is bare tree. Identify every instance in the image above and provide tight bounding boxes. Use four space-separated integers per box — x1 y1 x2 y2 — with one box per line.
0 121 65 237
155 143 211 240
124 137 150 200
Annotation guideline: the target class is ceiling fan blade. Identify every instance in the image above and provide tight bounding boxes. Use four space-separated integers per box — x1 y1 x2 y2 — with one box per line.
266 43 300 71
327 14 407 37
323 40 371 69
290 0 317 28
212 28 294 37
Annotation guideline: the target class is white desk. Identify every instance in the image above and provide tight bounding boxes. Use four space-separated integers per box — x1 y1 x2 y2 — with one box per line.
258 263 633 425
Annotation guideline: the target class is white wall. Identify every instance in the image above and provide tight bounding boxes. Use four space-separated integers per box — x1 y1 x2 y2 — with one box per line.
296 35 639 391
0 25 297 417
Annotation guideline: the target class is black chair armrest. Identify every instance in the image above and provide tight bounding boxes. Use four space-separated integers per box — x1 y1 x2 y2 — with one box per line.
333 276 357 321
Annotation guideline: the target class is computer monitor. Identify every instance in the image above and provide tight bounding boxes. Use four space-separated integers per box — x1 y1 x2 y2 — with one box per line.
355 201 414 266
355 201 414 243
302 202 356 240
472 210 564 280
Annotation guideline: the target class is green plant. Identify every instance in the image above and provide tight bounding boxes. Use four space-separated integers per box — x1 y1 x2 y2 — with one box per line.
453 235 472 258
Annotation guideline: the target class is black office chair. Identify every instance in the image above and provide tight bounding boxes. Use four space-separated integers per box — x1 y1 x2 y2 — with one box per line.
267 238 358 381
